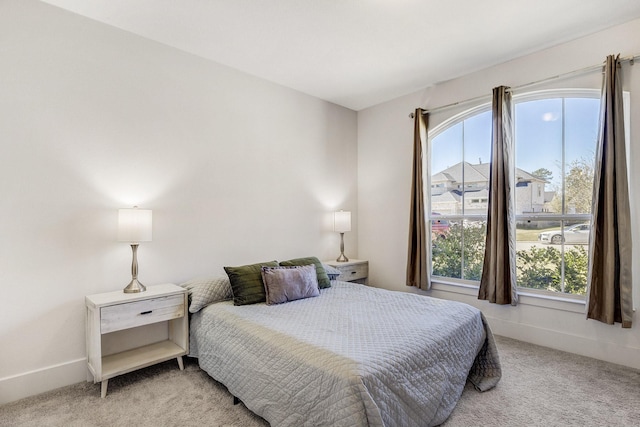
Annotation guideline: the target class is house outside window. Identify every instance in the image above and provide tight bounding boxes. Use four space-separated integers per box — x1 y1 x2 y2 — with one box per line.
428 89 606 297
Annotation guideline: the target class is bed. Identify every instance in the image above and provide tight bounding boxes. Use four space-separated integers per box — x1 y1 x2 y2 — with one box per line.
187 279 501 427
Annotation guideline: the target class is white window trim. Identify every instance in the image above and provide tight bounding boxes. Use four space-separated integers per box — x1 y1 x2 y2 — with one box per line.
430 279 586 314
426 88 631 309
512 88 599 102
428 102 491 140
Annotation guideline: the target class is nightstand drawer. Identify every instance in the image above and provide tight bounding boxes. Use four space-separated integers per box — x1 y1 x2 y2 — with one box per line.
101 295 184 334
335 263 368 281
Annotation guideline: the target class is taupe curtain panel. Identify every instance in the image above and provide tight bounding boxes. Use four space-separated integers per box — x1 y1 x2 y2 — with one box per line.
478 86 518 305
587 55 633 328
406 108 430 290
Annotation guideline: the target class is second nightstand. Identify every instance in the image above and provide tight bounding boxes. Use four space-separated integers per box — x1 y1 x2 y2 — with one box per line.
325 259 369 285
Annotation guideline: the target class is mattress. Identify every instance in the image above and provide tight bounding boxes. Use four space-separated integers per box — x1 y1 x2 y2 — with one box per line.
190 281 501 427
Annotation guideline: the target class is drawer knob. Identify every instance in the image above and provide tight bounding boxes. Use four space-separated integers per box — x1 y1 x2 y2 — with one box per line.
140 310 153 315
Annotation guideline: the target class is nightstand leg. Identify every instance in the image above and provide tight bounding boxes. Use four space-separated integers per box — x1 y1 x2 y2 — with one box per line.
101 380 108 398
177 356 184 370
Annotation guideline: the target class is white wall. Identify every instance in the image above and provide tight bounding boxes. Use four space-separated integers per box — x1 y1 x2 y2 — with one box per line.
4 0 639 406
0 0 358 403
358 19 640 369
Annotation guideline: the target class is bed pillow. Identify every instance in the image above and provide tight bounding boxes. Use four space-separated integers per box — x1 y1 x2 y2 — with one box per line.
323 263 342 281
224 260 279 306
261 264 320 305
180 276 233 313
279 256 331 289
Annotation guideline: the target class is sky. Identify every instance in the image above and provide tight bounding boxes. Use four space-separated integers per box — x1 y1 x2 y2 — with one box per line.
431 96 600 190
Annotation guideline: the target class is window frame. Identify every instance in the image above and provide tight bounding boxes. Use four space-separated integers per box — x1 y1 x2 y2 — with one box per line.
426 88 630 301
427 104 492 281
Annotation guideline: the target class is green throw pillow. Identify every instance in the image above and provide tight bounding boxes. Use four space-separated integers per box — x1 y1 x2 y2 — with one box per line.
279 256 331 289
224 260 279 306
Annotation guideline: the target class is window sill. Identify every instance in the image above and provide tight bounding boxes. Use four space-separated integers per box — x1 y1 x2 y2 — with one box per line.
430 279 586 314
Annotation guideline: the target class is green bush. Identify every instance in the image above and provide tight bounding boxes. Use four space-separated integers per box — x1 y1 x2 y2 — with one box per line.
432 222 588 295
432 222 486 281
516 245 588 295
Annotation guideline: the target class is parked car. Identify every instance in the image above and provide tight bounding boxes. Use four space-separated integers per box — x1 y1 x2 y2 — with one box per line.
538 223 590 245
431 213 450 238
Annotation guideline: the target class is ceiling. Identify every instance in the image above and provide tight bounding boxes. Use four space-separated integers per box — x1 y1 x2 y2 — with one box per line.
41 0 640 111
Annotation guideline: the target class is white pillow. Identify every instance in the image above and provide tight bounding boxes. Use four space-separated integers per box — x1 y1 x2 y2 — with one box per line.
322 263 342 281
180 276 233 313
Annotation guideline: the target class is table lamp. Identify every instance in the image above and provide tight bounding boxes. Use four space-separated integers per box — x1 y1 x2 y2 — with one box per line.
118 206 152 293
334 210 351 262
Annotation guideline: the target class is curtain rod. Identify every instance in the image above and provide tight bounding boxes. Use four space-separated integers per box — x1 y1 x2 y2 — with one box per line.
409 54 639 118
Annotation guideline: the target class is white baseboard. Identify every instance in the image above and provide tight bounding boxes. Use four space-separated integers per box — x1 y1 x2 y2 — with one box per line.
428 283 640 370
487 315 640 370
0 358 87 405
1 320 638 406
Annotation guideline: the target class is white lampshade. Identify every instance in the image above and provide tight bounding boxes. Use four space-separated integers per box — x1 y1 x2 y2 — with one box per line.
118 207 153 243
333 210 351 233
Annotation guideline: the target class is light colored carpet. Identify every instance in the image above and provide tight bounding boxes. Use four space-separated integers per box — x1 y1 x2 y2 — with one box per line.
1 336 639 426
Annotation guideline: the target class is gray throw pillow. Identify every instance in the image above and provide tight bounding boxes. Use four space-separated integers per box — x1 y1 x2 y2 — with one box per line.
261 264 320 305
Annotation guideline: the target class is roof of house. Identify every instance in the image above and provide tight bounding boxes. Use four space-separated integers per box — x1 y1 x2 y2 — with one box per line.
432 191 460 203
432 161 543 184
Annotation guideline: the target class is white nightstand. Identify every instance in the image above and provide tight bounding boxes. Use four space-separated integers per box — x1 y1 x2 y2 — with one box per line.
85 283 188 398
325 259 369 285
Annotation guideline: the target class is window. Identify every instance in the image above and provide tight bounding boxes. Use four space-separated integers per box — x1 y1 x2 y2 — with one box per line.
514 91 599 296
430 108 491 281
428 90 604 297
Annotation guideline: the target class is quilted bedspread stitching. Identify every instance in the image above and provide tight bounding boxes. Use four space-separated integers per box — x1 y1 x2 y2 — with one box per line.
190 282 501 427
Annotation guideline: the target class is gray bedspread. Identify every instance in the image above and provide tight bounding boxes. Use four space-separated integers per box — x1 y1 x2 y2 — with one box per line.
190 281 501 427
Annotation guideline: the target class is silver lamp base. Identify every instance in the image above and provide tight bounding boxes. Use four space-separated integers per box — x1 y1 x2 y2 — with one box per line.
336 232 349 262
123 243 146 293
123 278 146 293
